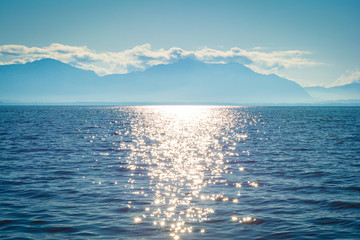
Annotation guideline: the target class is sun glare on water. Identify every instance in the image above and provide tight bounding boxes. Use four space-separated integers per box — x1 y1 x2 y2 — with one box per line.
149 105 213 122
123 105 254 239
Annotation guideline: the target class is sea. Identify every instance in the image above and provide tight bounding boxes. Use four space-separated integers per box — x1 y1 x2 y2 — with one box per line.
0 106 359 239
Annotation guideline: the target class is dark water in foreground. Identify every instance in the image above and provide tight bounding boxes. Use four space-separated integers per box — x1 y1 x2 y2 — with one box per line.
0 106 359 239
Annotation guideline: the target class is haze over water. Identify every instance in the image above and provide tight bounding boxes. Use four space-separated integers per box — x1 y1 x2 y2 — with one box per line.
1 106 360 239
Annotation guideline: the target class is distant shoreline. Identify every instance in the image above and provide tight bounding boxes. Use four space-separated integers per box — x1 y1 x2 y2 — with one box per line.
1 101 360 107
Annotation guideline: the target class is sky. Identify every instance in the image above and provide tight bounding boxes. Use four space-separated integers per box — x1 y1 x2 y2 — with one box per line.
0 0 359 87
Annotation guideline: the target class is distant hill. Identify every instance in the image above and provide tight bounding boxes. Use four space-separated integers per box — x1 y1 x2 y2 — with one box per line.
305 83 360 101
0 58 98 102
0 58 312 104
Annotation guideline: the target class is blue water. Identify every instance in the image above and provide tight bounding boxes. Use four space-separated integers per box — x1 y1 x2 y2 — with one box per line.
0 106 359 239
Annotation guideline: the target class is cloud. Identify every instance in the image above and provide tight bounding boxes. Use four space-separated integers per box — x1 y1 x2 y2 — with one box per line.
330 69 360 87
0 43 322 76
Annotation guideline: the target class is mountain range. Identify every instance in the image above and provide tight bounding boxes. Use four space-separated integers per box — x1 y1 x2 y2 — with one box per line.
305 83 360 101
0 58 357 104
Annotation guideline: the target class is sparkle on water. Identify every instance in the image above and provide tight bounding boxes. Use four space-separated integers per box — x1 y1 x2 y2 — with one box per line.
121 106 256 239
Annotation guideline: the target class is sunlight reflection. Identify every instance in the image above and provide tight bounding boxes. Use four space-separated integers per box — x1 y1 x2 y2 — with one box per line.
120 105 257 239
149 105 213 122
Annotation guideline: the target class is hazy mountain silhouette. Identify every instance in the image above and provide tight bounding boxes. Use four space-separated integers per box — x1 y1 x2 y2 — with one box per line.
0 58 98 102
101 59 311 103
305 83 360 101
0 58 312 103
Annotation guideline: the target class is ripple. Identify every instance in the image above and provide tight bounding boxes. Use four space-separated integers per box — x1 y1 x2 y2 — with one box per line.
328 201 360 210
43 226 77 233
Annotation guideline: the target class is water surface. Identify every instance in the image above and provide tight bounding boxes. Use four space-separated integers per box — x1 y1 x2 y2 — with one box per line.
0 106 359 239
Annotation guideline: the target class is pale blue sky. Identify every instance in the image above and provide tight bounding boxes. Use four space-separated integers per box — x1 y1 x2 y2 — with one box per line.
0 0 359 87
